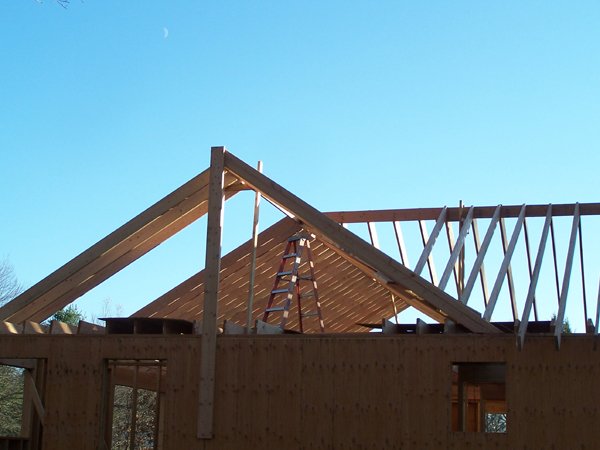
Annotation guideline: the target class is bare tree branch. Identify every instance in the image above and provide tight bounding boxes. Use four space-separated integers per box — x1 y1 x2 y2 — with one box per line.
0 259 22 306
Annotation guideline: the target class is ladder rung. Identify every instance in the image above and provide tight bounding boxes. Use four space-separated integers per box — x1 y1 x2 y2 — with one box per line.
266 306 286 312
298 275 313 281
277 271 293 276
299 292 315 298
282 253 298 259
302 311 319 317
271 288 290 294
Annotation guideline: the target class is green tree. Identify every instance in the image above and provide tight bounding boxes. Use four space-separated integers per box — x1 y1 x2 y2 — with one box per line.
50 304 85 326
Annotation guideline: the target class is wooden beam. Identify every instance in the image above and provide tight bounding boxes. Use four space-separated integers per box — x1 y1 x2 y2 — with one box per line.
0 321 21 334
24 370 45 426
392 221 410 267
578 218 588 329
414 208 447 281
444 222 460 295
1 170 243 323
324 202 600 223
439 207 474 290
499 218 519 321
555 203 580 348
518 205 553 348
595 278 600 335
522 218 539 321
461 206 500 306
367 222 380 249
0 169 210 321
246 161 263 333
50 320 77 334
224 152 499 333
198 147 226 439
484 205 526 321
471 218 491 307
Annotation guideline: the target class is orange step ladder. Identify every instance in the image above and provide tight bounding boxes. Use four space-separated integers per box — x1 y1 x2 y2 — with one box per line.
262 234 325 332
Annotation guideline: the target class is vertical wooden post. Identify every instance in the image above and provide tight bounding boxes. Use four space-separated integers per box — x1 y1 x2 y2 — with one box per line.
198 146 226 439
246 161 263 333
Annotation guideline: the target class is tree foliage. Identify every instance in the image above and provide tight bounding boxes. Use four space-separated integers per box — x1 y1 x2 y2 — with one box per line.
0 366 24 437
50 304 85 326
111 386 158 449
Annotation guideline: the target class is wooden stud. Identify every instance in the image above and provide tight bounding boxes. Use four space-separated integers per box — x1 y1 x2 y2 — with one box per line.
24 370 45 426
461 206 501 306
367 222 380 249
522 218 539 321
578 218 588 329
198 146 226 439
470 218 491 307
415 208 447 283
499 217 519 321
246 161 263 333
518 205 553 348
445 222 461 295
595 278 600 335
484 205 526 321
393 221 410 267
550 218 561 306
555 203 580 348
439 207 474 290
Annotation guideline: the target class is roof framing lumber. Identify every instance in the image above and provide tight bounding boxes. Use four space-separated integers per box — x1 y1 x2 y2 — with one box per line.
198 147 226 439
0 169 243 323
326 203 600 223
223 151 499 333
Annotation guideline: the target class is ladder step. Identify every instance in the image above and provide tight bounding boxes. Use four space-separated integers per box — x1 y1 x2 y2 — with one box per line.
277 271 293 276
302 311 319 317
266 306 286 312
271 288 290 294
299 292 315 298
298 275 313 281
282 253 298 259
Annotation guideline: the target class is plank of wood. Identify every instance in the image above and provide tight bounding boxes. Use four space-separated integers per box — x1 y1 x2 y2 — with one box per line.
325 202 600 223
198 147 226 439
518 205 552 348
21 174 242 323
555 203 580 348
0 169 211 321
484 205 526 321
439 207 474 290
0 321 21 334
393 221 410 267
461 206 501 305
471 219 491 307
414 207 447 280
50 320 77 334
224 151 499 333
24 370 45 426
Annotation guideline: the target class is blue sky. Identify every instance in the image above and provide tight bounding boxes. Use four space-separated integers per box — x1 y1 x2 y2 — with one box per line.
1 1 599 325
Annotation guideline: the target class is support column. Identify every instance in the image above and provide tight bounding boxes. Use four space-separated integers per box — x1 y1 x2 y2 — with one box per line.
198 146 226 439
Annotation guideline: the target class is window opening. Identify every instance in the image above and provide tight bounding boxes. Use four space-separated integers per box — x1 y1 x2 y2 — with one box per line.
451 363 506 433
104 359 166 450
0 358 46 449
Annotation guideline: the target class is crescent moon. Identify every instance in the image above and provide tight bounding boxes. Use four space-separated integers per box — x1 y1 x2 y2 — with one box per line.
163 27 169 39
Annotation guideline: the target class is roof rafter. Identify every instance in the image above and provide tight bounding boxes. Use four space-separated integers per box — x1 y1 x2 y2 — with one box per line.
222 151 499 333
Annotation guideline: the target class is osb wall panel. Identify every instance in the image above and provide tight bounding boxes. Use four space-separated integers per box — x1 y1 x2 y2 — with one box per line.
1 334 600 449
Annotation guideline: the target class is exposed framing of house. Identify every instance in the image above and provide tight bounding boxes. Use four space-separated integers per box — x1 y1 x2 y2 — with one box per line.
1 148 599 446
